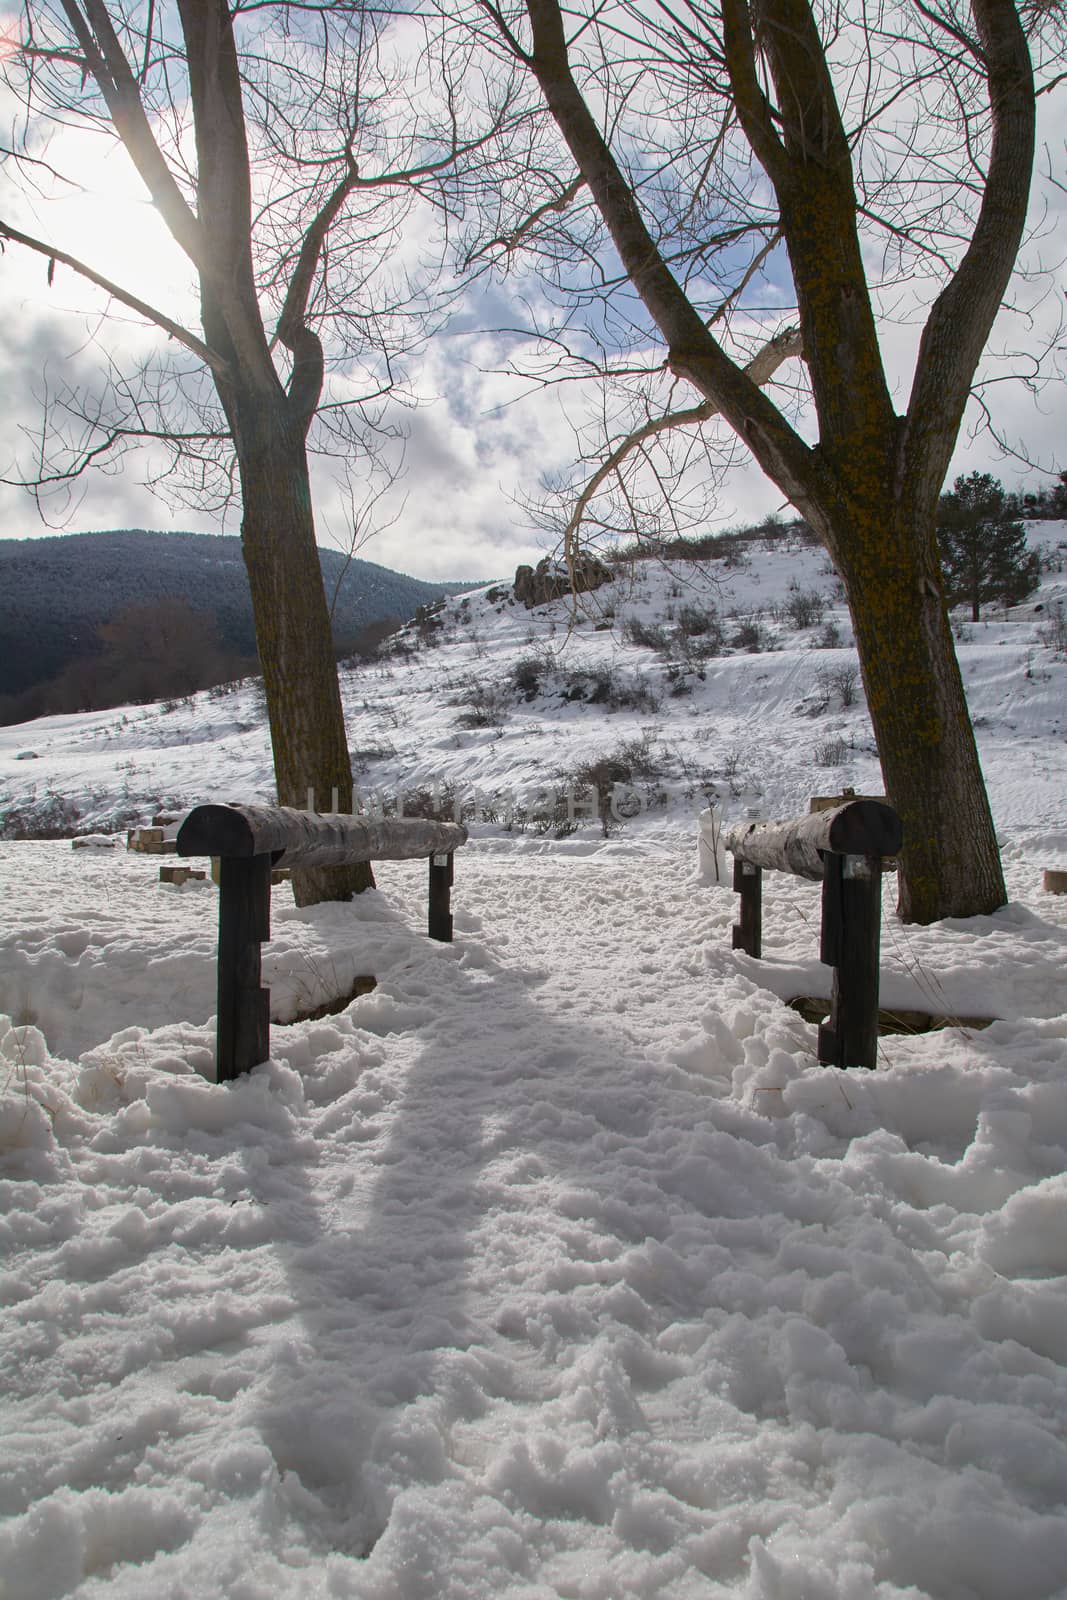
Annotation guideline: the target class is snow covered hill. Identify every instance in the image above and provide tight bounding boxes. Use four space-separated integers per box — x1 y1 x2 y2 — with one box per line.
2 526 1067 1599
2 522 1066 844
0 528 467 706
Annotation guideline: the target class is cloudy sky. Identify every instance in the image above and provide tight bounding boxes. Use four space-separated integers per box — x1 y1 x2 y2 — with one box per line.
0 9 1063 584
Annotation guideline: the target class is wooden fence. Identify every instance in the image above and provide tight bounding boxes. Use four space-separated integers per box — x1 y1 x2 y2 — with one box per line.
724 800 903 1070
177 804 468 1081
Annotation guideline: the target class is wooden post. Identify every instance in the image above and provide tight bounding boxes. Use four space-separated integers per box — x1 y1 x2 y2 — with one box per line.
817 852 881 1069
428 852 455 942
216 853 272 1080
731 857 762 958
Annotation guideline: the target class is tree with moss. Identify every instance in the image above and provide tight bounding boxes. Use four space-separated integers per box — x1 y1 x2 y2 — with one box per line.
460 0 1063 922
1 2 515 904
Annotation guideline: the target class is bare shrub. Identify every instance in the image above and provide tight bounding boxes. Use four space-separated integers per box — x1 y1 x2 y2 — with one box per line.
1 791 84 839
815 664 862 709
452 677 509 729
677 608 726 661
719 538 750 570
719 748 761 799
1038 601 1067 655
611 731 662 778
828 665 861 707
389 783 472 823
413 601 447 646
351 744 396 771
815 737 850 767
611 676 662 713
785 588 826 629
562 665 661 713
511 652 553 700
543 739 667 838
623 616 671 653
731 620 766 653
676 603 721 638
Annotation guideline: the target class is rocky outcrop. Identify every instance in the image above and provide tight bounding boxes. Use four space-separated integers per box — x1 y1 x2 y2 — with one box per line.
513 554 613 609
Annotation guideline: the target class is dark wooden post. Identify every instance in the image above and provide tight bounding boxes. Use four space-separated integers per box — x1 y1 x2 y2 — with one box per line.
216 853 272 1081
818 852 882 1069
428 852 455 942
731 857 762 958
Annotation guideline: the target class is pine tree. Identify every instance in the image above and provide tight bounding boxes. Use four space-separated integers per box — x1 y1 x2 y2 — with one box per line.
938 472 1040 621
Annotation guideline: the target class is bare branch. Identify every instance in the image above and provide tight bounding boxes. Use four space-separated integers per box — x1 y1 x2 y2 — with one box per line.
56 0 206 267
0 216 228 374
719 0 790 183
275 154 361 425
902 0 1037 507
560 326 804 559
322 452 408 622
464 172 586 267
521 0 823 518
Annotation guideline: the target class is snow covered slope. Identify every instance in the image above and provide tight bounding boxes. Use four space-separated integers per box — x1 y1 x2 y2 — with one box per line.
2 522 1065 846
1 526 1066 1599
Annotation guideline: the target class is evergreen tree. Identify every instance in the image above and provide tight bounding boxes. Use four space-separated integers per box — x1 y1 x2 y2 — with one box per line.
938 473 1040 621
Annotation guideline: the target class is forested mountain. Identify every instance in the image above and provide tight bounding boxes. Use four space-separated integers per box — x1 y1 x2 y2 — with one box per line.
0 529 468 709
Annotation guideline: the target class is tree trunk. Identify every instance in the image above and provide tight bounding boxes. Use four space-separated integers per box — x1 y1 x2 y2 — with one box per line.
236 405 373 907
833 507 1005 923
510 0 1028 926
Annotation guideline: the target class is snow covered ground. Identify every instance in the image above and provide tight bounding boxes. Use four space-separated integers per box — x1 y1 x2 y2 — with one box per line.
2 527 1067 1598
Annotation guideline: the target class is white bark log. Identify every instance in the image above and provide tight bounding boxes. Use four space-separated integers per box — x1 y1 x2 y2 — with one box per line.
724 801 902 881
178 804 468 868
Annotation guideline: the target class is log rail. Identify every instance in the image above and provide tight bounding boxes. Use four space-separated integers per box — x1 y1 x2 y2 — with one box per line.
724 800 904 1070
177 804 468 1081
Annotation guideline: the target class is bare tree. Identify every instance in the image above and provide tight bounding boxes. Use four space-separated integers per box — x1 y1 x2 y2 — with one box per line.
1 1 514 903
461 0 1063 922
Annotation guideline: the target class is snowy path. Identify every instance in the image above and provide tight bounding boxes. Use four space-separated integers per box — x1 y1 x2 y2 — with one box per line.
2 839 1067 1599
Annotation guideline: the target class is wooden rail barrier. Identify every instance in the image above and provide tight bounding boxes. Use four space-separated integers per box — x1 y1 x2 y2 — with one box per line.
177 804 468 1081
724 800 903 1070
